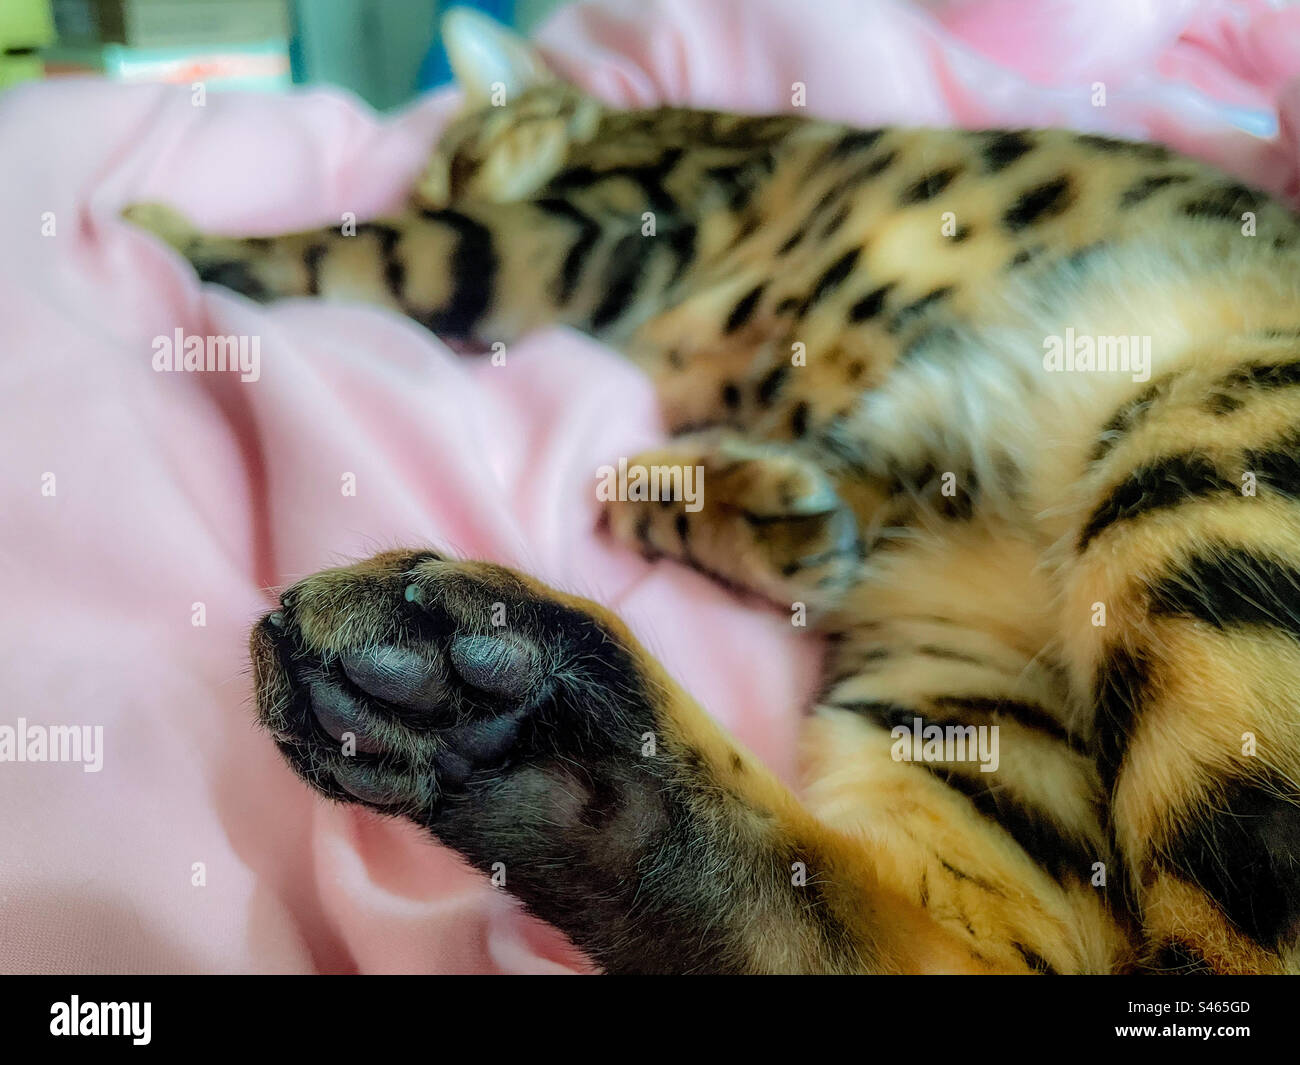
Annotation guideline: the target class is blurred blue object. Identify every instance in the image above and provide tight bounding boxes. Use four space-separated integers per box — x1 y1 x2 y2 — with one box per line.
419 0 515 90
288 0 554 110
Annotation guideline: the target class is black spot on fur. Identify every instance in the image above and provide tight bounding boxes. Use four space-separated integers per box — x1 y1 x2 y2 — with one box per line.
928 766 1097 887
825 128 885 162
417 209 498 337
705 164 757 212
820 204 851 238
915 645 984 666
1011 941 1059 975
1182 182 1263 222
1092 645 1151 798
590 232 647 332
1090 380 1164 462
724 284 766 334
938 859 1004 896
734 214 762 246
357 223 400 254
1202 391 1242 415
790 401 810 438
1218 360 1300 392
302 243 327 297
757 365 789 407
831 700 915 730
194 260 269 301
634 509 654 545
899 166 962 206
777 229 805 255
930 695 1082 751
534 199 601 303
1076 133 1170 161
1078 453 1231 549
810 183 842 218
884 459 937 498
1003 176 1074 231
1244 432 1300 500
1119 173 1192 208
664 222 697 285
370 224 405 297
979 130 1036 172
810 248 861 305
547 148 684 215
721 382 741 410
1148 549 1300 643
848 283 893 322
935 477 975 519
836 692 1084 765
859 149 899 179
1164 774 1300 947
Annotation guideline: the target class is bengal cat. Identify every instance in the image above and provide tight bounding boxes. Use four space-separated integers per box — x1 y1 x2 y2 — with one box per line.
124 11 1300 974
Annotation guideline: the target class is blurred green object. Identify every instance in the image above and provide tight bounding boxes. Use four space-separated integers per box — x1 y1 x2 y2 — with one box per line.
292 0 441 111
0 0 54 89
44 0 291 91
292 0 565 111
52 0 289 48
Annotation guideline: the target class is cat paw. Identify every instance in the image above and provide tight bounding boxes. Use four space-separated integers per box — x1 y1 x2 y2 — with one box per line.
602 433 862 609
249 549 655 818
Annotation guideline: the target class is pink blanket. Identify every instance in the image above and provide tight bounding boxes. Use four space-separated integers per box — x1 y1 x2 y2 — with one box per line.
3 0 1300 974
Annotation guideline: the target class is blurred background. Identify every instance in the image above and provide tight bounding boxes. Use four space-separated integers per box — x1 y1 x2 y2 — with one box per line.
0 0 567 108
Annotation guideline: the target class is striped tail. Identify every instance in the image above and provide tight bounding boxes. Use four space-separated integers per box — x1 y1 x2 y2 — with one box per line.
123 200 562 343
122 176 699 349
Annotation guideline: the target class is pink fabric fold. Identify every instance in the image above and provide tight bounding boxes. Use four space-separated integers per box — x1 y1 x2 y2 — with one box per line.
3 0 1300 973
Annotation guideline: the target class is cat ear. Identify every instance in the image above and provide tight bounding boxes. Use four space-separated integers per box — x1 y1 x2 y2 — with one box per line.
441 7 553 106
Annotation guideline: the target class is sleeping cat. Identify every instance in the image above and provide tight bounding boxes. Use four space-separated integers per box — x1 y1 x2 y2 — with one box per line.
125 9 1300 974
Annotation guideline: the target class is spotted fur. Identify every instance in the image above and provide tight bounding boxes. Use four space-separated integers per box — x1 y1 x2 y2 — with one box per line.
131 13 1300 973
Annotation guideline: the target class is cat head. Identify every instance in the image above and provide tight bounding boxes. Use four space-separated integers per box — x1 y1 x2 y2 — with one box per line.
414 8 602 208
